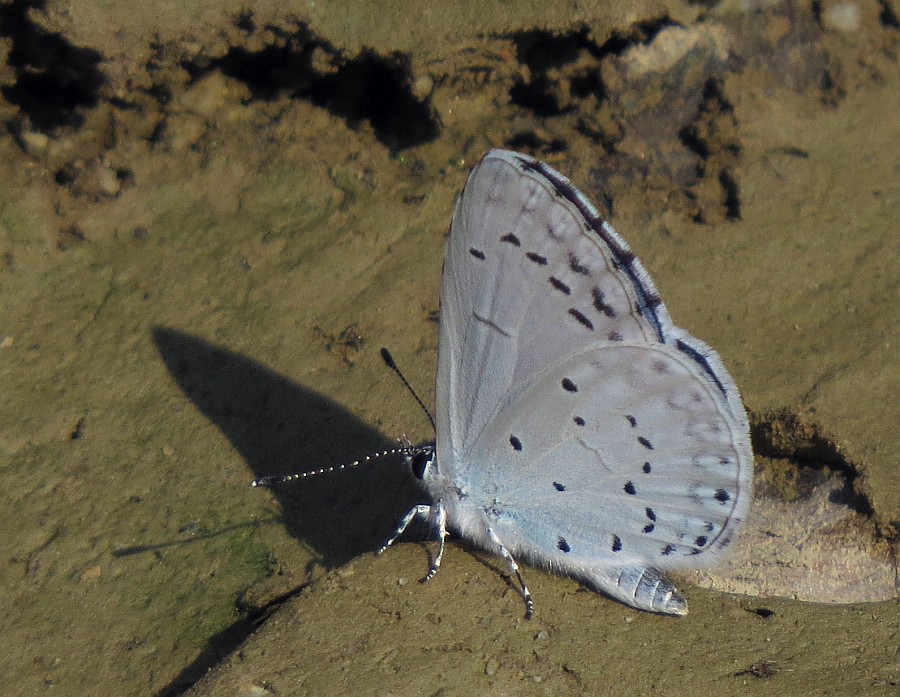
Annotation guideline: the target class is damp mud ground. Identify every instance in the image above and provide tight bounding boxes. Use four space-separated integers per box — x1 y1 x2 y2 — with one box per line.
0 1 898 695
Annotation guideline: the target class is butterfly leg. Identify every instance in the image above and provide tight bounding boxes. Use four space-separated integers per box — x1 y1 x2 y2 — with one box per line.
486 526 535 620
377 501 449 584
376 504 431 555
422 500 447 582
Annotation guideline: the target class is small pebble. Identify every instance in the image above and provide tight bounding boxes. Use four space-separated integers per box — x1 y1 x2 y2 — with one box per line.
822 2 861 32
412 75 434 100
19 130 49 154
98 166 121 197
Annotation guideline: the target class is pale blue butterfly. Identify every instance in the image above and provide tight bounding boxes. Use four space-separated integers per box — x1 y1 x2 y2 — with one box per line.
257 149 753 617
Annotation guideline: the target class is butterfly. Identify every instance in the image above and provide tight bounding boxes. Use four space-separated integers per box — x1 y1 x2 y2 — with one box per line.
258 149 753 618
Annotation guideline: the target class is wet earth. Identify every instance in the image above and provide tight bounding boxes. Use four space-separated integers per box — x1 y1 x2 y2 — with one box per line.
0 1 897 695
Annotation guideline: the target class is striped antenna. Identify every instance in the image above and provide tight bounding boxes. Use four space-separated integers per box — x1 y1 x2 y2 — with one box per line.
250 442 419 488
252 348 434 489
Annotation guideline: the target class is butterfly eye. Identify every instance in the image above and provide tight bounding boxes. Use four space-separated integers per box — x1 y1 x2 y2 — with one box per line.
410 449 432 480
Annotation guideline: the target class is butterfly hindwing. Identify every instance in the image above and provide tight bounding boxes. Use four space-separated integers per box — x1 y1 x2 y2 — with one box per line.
466 341 750 570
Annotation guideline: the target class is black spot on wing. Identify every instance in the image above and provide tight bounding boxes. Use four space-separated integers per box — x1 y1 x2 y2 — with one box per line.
623 481 636 495
591 287 617 317
625 414 637 427
557 536 571 553
553 481 566 492
500 232 521 246
651 359 670 374
469 247 486 260
509 435 522 451
526 251 548 266
549 276 571 295
561 378 578 393
568 308 594 330
642 462 652 473
715 489 731 504
637 436 653 450
568 252 590 275
662 544 676 556
573 416 585 426
612 535 622 552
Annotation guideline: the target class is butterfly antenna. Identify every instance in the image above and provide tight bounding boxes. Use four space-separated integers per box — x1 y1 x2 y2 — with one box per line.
251 443 417 488
380 347 436 432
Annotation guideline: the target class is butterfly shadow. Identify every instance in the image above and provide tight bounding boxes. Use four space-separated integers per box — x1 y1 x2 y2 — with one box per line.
151 327 419 575
151 329 429 693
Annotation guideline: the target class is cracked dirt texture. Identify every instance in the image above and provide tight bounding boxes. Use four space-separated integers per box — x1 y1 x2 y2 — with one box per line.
0 1 898 695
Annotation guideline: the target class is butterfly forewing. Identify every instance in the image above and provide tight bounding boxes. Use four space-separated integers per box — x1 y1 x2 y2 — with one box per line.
438 151 672 464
